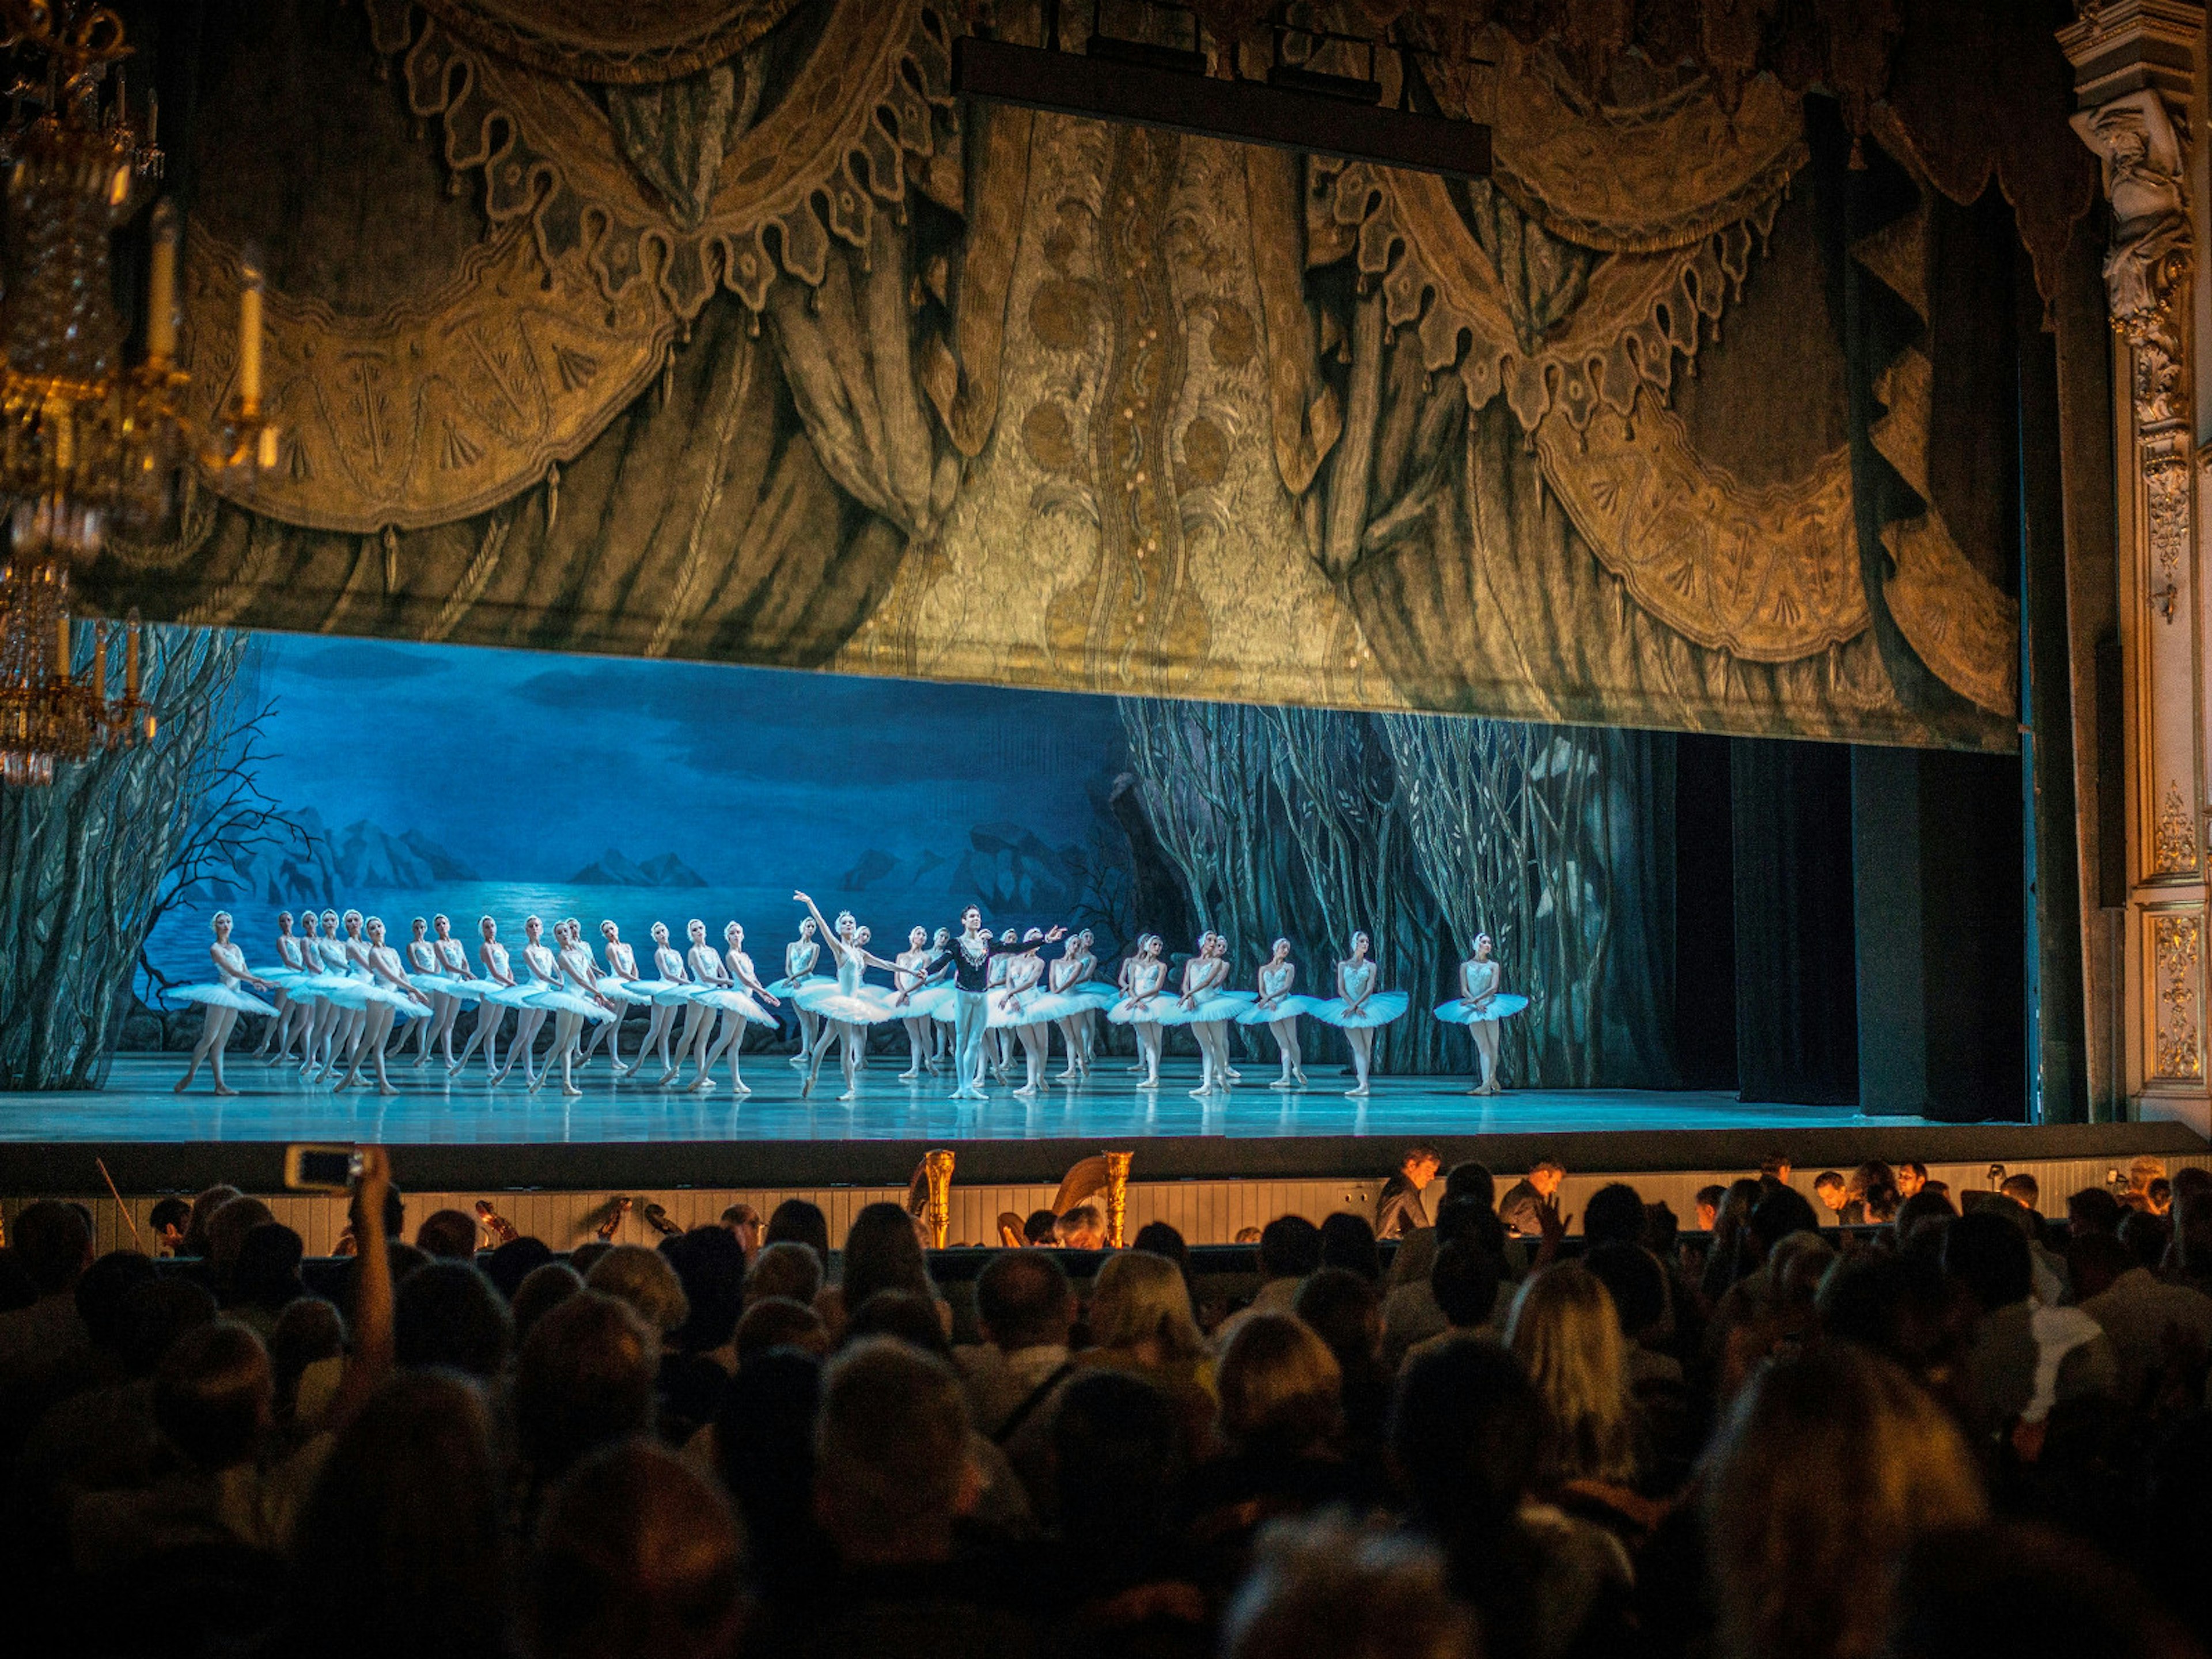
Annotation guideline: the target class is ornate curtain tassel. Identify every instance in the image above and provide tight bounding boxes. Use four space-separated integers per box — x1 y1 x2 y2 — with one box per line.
545 463 560 537
381 525 398 593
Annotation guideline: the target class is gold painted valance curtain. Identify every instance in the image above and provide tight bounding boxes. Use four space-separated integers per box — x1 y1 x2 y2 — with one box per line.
86 0 2094 751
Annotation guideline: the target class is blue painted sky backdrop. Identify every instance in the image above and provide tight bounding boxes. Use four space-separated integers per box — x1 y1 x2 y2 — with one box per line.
243 634 1130 886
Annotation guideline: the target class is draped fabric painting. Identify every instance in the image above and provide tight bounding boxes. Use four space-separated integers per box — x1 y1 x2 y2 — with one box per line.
83 0 2087 751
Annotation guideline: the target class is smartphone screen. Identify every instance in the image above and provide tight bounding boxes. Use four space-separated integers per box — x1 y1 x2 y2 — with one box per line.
285 1145 359 1191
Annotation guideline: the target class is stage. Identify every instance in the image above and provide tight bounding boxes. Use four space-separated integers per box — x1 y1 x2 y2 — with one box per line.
0 1054 2202 1200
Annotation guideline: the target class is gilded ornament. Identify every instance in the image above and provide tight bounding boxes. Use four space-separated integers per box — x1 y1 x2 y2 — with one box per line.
2153 912 2203 1082
2154 781 2200 874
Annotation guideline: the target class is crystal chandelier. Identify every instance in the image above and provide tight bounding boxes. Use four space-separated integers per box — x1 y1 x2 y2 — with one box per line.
0 2 272 786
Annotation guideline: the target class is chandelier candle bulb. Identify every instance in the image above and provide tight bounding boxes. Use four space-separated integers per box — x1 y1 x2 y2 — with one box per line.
124 613 139 700
238 257 264 414
52 613 69 683
89 620 104 701
146 203 176 363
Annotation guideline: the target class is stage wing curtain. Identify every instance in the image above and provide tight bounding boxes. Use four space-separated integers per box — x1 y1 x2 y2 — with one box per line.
84 0 2089 752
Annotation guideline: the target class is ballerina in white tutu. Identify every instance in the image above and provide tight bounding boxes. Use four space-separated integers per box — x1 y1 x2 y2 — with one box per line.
1241 937 1323 1089
403 916 459 1069
335 917 436 1096
584 919 654 1074
1172 932 1253 1097
630 922 695 1081
248 910 308 1063
301 910 354 1078
1108 934 1171 1088
993 927 1059 1097
426 913 494 1070
492 916 561 1088
451 916 522 1077
1433 932 1527 1096
279 910 326 1069
1314 931 1408 1098
791 894 904 1101
666 918 732 1085
892 926 946 1080
318 909 377 1081
1047 929 1099 1082
687 921 781 1094
172 912 280 1096
770 916 825 1067
527 920 617 1097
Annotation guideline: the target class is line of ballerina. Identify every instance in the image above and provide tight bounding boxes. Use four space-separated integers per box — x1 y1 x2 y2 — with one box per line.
166 892 1528 1101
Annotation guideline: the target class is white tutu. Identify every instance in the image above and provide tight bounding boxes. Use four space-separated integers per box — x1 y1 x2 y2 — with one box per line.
765 973 832 998
1434 993 1529 1024
175 983 279 1017
1153 990 1257 1028
1070 982 1121 1010
362 984 435 1020
892 983 956 1021
595 975 657 1006
1024 989 1101 1022
1236 993 1329 1026
1107 995 1171 1027
986 990 1061 1029
650 982 708 1007
298 973 369 1010
528 986 615 1022
695 987 777 1027
480 981 544 1010
1312 990 1410 1029
794 983 901 1025
250 963 308 988
438 975 505 1006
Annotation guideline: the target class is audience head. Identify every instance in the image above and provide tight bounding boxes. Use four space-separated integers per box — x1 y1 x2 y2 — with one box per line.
2068 1187 2125 1237
1052 1369 1184 1548
1434 1192 1507 1259
286 1370 509 1657
1895 1161 1929 1198
181 1184 244 1257
1505 1261 1635 1485
1398 1145 1442 1185
1319 1211 1382 1280
661 1226 747 1354
1583 1241 1666 1345
1705 1346 1985 1659
394 1260 513 1378
483 1236 555 1302
1024 1209 1061 1244
1813 1171 1847 1215
839 1201 934 1312
1391 1338 1544 1628
813 1337 975 1565
1695 1184 1727 1230
1131 1219 1190 1270
976 1248 1074 1350
1258 1214 1325 1281
270 1296 346 1423
1442 1160 1496 1209
1943 1210 2033 1316
763 1198 830 1263
1582 1181 1647 1247
1430 1239 1503 1331
1748 1184 1820 1259
233 1221 306 1312
1216 1313 1342 1454
1999 1172 2040 1212
2066 1230 2135 1303
586 1244 690 1335
1294 1267 1383 1373
119 1278 218 1378
842 1287 952 1358
1088 1248 1207 1364
514 1290 660 1483
75 1248 158 1358
527 1438 745 1659
735 1296 830 1362
1894 1187 1959 1248
744 1240 824 1309
511 1261 585 1342
1224 1514 1474 1659
203 1195 276 1290
154 1317 273 1471
1815 1251 1956 1378
414 1208 480 1260
2119 1208 2172 1274
12 1198 92 1294
149 1195 192 1253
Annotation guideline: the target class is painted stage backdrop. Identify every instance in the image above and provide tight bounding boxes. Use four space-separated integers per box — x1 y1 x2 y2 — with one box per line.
76 0 2089 755
1 626 1675 1090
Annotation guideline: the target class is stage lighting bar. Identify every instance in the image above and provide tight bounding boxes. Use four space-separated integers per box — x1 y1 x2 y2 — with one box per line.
951 33 1492 181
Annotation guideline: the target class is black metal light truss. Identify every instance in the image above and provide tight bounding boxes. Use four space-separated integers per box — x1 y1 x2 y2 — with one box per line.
950 16 1491 181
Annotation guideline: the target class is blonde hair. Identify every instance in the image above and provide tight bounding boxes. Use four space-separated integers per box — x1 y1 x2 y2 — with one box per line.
585 1245 690 1334
1706 1346 1986 1659
1217 1313 1342 1449
1088 1250 1208 1365
1505 1260 1637 1485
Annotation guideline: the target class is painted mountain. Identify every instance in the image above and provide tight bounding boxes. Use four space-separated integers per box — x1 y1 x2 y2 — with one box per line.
183 807 478 904
567 848 709 887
